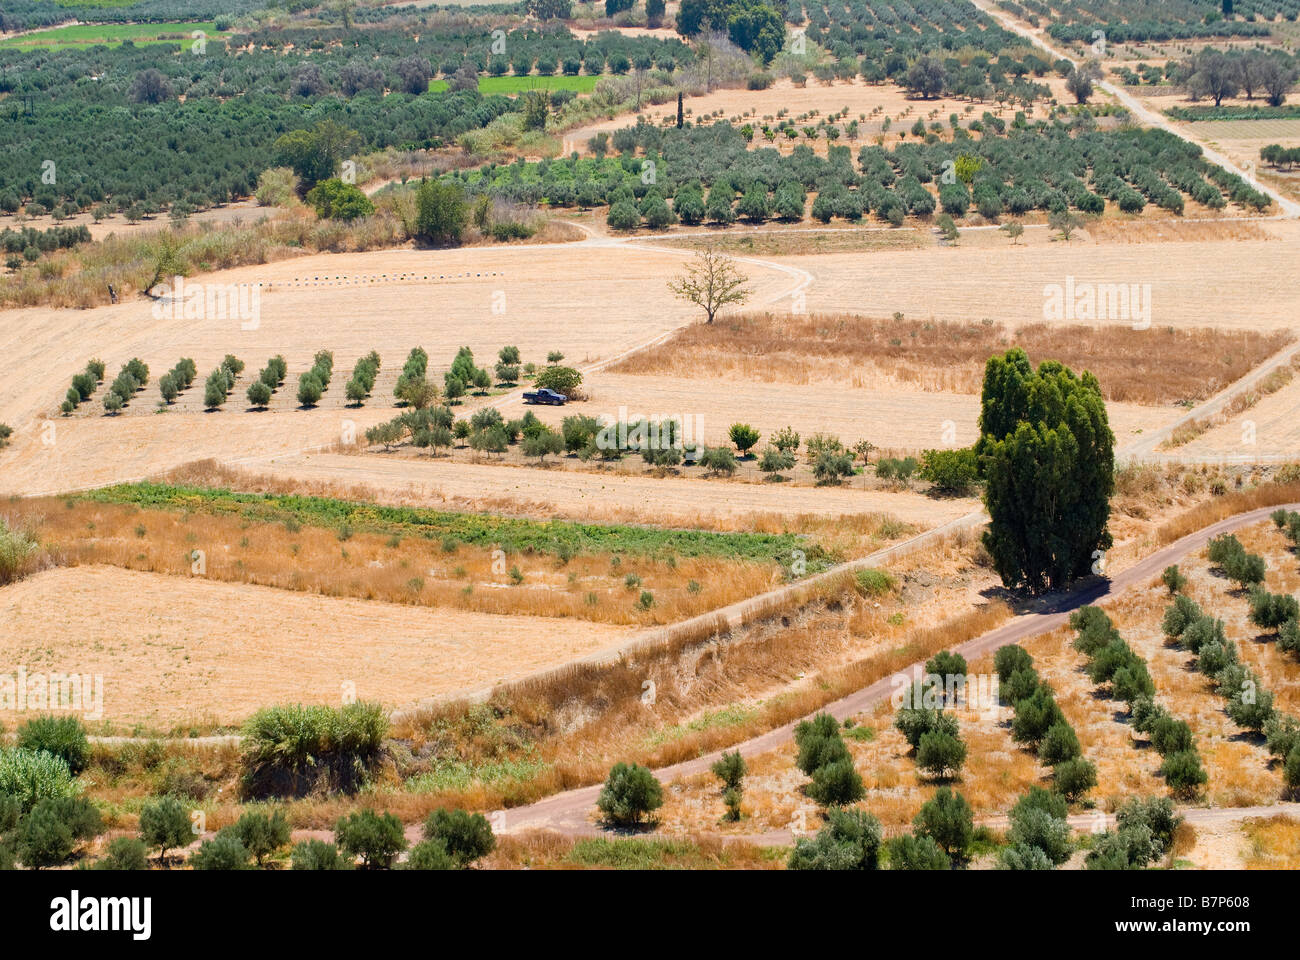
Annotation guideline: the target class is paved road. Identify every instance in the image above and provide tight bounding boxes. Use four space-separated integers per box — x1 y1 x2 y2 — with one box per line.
497 501 1300 837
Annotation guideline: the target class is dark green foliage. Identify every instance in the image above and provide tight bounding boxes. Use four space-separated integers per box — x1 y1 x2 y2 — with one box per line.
405 838 456 870
977 349 1114 594
239 702 387 798
290 839 353 870
994 644 1033 684
787 807 881 870
1163 594 1203 640
711 750 746 822
1011 686 1064 747
189 830 252 871
422 808 496 866
1161 565 1188 594
807 758 866 806
17 715 89 775
1159 750 1208 798
96 836 148 871
416 179 469 244
1038 722 1081 766
596 762 663 826
916 730 966 780
912 787 973 864
1248 586 1299 630
1149 715 1194 756
1005 666 1042 705
918 447 979 494
335 809 407 869
886 832 950 870
1052 757 1098 802
138 796 192 861
230 808 291 867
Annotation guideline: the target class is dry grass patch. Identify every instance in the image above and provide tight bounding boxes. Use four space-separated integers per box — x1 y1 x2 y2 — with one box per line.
2 496 782 627
1242 815 1300 869
608 312 1291 405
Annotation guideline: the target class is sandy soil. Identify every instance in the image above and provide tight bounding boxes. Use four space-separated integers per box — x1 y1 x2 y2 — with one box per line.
0 240 797 495
0 565 637 728
255 450 979 529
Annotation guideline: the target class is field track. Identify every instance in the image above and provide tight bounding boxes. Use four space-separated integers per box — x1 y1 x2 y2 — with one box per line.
493 501 1300 838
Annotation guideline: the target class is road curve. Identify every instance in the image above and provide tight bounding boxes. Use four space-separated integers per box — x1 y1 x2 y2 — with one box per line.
497 501 1300 837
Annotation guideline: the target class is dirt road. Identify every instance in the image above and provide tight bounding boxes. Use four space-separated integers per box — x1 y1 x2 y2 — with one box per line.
493 501 1300 837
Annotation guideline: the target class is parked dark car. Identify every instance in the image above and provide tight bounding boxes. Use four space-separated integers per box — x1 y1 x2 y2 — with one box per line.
522 387 568 405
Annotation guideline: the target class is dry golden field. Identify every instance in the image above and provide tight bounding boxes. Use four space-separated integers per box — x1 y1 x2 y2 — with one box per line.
0 565 639 728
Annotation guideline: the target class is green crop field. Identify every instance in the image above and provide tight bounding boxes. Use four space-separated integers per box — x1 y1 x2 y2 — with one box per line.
429 74 602 95
80 483 838 572
0 22 223 50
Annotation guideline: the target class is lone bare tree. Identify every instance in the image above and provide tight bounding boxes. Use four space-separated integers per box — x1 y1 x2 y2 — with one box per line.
667 244 752 324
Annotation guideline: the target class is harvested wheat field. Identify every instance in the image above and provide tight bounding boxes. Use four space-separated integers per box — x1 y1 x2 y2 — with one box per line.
0 565 639 729
775 228 1300 332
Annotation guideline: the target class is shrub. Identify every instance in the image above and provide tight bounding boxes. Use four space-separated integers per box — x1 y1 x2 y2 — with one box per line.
918 447 979 494
17 715 89 775
189 830 252 870
1007 805 1071 866
916 730 966 780
247 379 272 408
1249 587 1299 630
1037 722 1081 765
96 836 149 870
533 365 583 397
699 446 737 476
1162 595 1203 640
596 762 663 826
994 645 1034 684
788 807 881 870
1011 687 1063 746
1159 750 1208 798
712 750 746 821
1053 756 1098 801
797 713 852 772
807 757 866 806
886 832 950 870
139 795 193 862
290 839 353 870
0 747 77 813
335 809 407 869
422 808 496 866
230 809 291 866
297 372 324 407
912 787 972 864
14 801 78 868
1161 565 1188 594
813 451 855 485
239 702 387 798
728 422 760 454
405 838 456 870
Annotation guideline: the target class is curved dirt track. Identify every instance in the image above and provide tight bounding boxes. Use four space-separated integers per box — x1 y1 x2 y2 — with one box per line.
495 501 1300 837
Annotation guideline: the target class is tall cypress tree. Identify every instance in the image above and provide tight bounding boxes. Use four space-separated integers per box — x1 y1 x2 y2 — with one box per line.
975 349 1114 595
